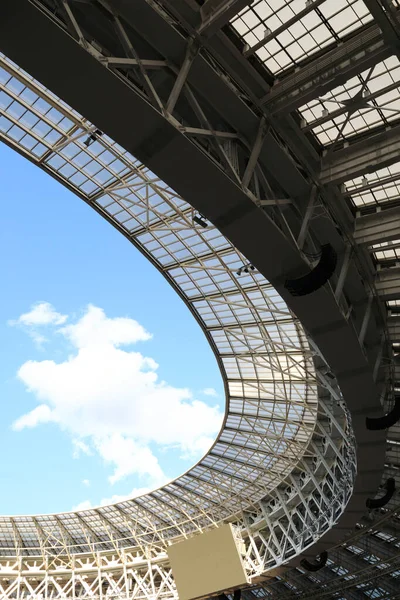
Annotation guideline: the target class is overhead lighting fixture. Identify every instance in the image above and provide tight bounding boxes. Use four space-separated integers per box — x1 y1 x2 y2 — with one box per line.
193 214 208 228
83 128 103 148
237 264 255 276
321 108 328 118
362 176 368 187
264 27 271 37
83 135 95 147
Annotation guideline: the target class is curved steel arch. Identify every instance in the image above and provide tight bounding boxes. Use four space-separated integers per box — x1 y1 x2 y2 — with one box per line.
0 53 353 577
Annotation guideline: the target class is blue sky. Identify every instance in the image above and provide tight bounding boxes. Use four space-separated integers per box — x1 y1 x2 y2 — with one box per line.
0 142 224 514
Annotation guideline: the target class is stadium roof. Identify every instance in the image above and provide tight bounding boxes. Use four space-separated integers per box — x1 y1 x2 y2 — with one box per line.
0 0 400 598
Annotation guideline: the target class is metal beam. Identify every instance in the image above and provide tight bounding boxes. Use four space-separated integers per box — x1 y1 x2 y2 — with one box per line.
363 0 400 57
320 125 400 185
297 185 317 249
242 116 268 188
376 266 400 300
199 0 252 35
166 38 198 113
354 205 400 246
102 57 167 69
335 245 353 301
112 12 163 111
388 317 400 342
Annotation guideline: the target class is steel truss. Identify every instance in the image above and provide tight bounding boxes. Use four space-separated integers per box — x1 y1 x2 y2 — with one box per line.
0 52 355 583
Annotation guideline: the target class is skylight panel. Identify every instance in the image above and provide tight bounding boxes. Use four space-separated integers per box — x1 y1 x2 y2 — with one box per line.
231 0 372 76
299 54 400 147
346 161 400 208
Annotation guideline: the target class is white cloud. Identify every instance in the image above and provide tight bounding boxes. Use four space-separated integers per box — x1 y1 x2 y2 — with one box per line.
60 305 151 349
30 332 48 348
12 404 54 430
10 302 67 327
202 387 218 397
13 304 223 497
95 434 166 485
72 500 93 511
72 439 92 459
99 486 150 505
82 479 90 487
8 302 68 348
72 486 150 511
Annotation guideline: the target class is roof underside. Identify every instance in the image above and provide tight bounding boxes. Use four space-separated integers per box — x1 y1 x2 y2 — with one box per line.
231 1 400 597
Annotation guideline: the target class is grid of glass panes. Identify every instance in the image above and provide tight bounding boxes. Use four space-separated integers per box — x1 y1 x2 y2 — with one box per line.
299 56 400 146
346 161 400 209
230 0 372 75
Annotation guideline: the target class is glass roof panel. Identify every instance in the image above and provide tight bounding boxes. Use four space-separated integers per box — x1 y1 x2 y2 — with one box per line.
231 0 373 75
299 57 400 147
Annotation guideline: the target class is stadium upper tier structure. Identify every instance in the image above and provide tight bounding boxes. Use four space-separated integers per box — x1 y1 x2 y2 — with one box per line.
0 0 400 599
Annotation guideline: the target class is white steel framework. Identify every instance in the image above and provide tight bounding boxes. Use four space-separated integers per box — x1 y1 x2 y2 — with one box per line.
0 52 354 582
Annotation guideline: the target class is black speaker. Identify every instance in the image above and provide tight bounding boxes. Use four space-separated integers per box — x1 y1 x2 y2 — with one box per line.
285 244 337 297
366 396 400 431
300 551 328 572
366 478 396 510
